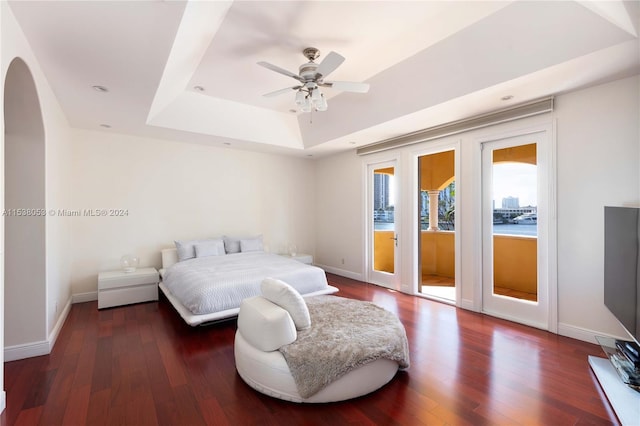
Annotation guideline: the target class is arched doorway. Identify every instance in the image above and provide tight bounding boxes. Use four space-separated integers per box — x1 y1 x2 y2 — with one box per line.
3 58 46 356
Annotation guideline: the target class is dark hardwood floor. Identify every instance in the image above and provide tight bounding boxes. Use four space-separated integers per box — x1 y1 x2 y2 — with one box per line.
2 274 619 425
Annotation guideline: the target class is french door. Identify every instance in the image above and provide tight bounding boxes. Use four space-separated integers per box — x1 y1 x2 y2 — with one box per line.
481 130 554 330
417 148 457 303
367 160 400 289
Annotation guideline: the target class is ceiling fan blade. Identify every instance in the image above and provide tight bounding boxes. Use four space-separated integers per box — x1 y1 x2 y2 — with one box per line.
315 51 345 79
322 81 370 93
257 61 304 82
263 86 302 98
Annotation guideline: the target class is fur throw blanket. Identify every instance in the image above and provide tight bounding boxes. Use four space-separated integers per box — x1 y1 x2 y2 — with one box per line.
278 295 410 399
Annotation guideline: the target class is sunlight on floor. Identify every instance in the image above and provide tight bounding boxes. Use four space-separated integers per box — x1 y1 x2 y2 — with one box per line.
420 285 456 302
421 274 455 302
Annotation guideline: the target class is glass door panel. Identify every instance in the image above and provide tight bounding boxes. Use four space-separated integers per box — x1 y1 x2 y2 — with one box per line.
491 143 538 301
418 150 456 302
368 161 399 289
373 166 395 274
482 133 550 330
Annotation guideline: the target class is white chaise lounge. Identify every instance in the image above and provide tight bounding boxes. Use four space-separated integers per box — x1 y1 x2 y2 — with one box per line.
234 279 409 403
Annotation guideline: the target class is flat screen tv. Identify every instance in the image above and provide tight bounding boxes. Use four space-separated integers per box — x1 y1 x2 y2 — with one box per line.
604 206 640 346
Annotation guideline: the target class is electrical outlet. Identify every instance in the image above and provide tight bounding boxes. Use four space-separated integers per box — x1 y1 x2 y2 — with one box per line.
55 300 58 315
341 258 345 265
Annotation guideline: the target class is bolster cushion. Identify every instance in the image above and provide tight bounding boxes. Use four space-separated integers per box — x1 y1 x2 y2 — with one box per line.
237 296 297 352
261 278 311 330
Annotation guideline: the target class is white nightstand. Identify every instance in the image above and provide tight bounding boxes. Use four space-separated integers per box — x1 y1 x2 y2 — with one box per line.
280 253 313 265
98 267 159 309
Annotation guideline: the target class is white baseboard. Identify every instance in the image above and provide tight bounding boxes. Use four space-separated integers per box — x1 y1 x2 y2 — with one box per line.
0 390 5 415
5 339 50 362
48 297 71 351
72 291 97 303
316 264 363 282
557 322 628 344
5 297 73 362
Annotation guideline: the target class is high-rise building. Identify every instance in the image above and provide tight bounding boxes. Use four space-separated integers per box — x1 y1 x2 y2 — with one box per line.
374 173 390 210
502 196 520 209
420 191 428 217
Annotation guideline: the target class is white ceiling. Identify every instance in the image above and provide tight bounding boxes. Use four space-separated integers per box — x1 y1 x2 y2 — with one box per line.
8 1 640 158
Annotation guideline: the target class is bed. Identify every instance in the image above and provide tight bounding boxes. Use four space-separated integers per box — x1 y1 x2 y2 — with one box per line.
158 247 338 326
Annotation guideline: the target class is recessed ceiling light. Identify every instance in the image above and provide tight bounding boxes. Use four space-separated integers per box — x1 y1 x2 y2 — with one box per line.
100 124 111 128
501 95 514 101
194 86 205 92
92 85 109 92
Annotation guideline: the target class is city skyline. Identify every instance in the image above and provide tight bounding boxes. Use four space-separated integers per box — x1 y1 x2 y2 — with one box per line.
493 163 537 207
375 163 536 214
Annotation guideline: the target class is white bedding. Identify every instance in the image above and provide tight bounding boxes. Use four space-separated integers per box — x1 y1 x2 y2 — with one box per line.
163 252 333 317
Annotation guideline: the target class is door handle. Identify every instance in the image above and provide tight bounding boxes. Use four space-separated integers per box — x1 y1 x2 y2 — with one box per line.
391 234 398 247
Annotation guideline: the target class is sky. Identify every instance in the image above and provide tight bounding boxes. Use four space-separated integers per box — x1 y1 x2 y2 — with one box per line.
493 163 537 207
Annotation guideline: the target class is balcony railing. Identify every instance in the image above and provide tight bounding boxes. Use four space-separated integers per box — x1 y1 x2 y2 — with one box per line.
373 230 537 295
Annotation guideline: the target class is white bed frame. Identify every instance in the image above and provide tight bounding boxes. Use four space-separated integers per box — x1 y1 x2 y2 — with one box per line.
158 248 338 326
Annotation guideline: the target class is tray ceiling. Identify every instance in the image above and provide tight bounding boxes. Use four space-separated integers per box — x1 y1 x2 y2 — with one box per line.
7 1 639 157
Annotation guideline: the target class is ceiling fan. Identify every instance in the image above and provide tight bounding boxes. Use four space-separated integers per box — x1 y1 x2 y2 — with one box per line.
257 47 370 112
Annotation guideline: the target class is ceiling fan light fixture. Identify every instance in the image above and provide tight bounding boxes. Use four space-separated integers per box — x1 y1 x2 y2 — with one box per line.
311 87 322 103
301 97 312 113
316 94 328 112
295 90 305 106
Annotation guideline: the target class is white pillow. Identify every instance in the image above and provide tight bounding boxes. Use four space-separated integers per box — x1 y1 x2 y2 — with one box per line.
261 278 311 330
223 236 241 254
174 239 199 261
195 239 225 257
240 236 263 252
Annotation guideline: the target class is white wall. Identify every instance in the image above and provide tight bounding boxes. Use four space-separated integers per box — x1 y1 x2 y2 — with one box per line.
0 2 5 412
314 150 364 280
4 60 46 348
316 74 640 342
2 1 74 364
556 76 640 340
69 129 317 296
